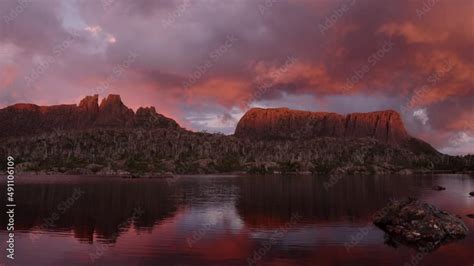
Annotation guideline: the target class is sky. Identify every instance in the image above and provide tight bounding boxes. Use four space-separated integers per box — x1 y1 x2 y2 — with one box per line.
0 0 473 155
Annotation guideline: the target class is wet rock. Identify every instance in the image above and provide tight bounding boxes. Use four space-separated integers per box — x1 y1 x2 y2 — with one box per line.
374 198 469 251
116 170 131 177
397 169 414 175
469 192 474 197
432 186 446 191
86 164 104 173
467 214 474 219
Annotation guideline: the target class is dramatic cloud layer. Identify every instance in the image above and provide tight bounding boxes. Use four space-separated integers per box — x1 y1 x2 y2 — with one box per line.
0 0 473 154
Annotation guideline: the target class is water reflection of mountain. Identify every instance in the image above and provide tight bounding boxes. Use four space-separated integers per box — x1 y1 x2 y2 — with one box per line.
235 175 436 227
0 175 441 243
0 179 177 243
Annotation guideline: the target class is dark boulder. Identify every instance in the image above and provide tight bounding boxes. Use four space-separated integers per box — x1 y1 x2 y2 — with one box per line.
374 198 469 251
469 192 474 197
432 186 446 191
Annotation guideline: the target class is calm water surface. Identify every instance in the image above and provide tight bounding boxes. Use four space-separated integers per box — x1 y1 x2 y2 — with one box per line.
1 174 474 266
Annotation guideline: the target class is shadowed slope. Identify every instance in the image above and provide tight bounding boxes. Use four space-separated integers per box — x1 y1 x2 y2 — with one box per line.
0 94 181 138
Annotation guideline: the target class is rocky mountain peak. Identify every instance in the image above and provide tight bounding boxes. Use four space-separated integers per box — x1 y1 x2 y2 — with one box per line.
95 95 134 127
0 95 181 138
79 95 99 110
99 94 124 109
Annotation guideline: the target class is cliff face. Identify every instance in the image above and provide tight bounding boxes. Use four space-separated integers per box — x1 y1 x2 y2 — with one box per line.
0 94 181 138
235 108 410 145
95 95 135 127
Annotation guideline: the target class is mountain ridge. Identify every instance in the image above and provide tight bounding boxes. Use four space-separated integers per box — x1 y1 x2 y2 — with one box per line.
1 95 470 176
0 95 439 155
0 94 181 139
1 95 425 146
234 107 410 145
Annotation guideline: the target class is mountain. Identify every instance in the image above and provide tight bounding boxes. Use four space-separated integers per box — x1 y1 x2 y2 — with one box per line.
0 95 471 176
0 94 180 139
235 108 409 144
235 107 439 155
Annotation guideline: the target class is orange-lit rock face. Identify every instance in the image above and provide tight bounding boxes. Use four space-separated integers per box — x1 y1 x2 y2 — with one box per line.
235 108 409 145
0 94 181 138
345 110 409 144
95 94 135 127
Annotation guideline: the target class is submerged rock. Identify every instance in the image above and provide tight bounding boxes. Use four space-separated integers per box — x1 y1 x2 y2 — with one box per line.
467 214 474 219
373 198 469 251
469 192 474 197
432 185 446 191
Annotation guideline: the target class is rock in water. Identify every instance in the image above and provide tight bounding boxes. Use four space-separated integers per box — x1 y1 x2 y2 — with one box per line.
469 192 474 197
373 198 469 251
432 185 446 191
467 214 474 219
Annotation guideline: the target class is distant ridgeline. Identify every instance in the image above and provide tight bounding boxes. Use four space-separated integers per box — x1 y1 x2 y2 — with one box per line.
0 95 472 175
0 94 180 139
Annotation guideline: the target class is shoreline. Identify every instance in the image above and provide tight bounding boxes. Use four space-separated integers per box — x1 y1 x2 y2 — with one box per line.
3 170 473 179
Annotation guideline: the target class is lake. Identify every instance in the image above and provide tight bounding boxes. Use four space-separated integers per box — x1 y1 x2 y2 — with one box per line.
1 174 473 265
